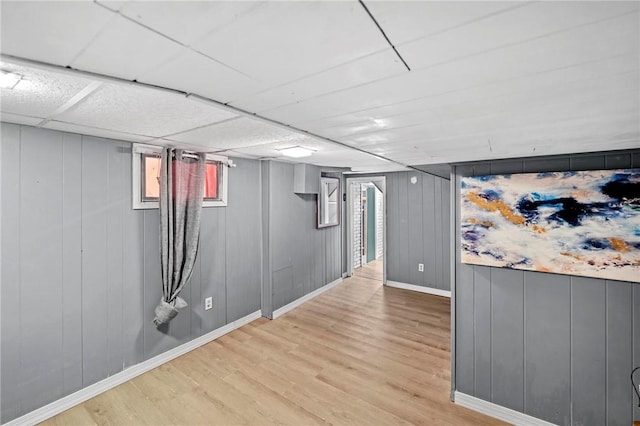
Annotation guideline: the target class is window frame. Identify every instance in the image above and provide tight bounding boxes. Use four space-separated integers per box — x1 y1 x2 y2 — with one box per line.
132 143 228 210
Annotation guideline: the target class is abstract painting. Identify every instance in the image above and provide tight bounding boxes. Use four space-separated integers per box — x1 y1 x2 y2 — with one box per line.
460 169 640 283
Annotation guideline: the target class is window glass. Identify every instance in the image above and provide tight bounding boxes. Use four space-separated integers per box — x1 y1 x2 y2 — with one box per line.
204 161 219 200
143 154 161 200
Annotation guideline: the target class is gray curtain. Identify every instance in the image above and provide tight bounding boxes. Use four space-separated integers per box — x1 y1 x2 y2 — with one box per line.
153 148 206 326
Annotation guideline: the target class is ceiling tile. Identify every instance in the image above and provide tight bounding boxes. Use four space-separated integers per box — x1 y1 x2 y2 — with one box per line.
43 120 152 143
193 1 388 85
397 1 640 70
365 1 520 45
55 83 237 137
264 11 638 128
305 53 639 138
137 50 265 104
114 1 264 46
71 15 184 80
230 48 407 112
0 62 95 118
169 117 306 150
0 2 115 66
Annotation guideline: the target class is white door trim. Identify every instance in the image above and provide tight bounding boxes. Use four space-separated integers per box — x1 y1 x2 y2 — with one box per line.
346 176 387 283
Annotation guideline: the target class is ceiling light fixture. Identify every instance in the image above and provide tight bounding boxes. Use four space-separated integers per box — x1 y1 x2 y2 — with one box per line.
0 70 22 89
280 146 315 158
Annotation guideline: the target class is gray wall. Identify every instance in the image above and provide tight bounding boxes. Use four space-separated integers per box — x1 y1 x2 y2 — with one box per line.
386 171 451 291
261 161 342 317
454 150 640 425
0 123 262 423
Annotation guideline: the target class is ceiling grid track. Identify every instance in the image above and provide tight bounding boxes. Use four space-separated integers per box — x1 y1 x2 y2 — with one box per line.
357 0 411 71
1 53 444 177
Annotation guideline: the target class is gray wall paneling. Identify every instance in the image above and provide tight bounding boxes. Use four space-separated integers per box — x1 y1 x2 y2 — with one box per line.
1 123 21 422
0 124 263 423
61 133 83 396
226 159 262 322
382 170 451 291
264 162 342 313
20 127 65 414
454 150 640 425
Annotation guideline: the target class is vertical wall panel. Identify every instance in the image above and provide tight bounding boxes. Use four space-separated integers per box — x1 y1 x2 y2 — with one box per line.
397 172 410 284
106 141 125 376
524 272 571 425
1 123 22 422
441 180 451 291
473 266 491 401
81 136 109 387
407 173 424 285
523 157 571 173
571 277 606 426
491 268 524 412
605 152 632 169
571 155 605 171
455 162 477 396
122 144 144 368
422 174 436 287
61 133 83 395
606 281 633 426
433 176 444 289
19 127 65 413
200 208 227 333
225 159 262 322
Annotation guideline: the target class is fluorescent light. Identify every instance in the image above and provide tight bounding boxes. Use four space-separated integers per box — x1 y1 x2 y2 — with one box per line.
280 146 314 158
0 70 22 89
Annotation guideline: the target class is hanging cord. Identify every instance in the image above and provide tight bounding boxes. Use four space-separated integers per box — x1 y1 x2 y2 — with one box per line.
633 366 640 407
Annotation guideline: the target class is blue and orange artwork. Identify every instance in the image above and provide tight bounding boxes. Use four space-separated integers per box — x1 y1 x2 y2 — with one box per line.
461 169 640 283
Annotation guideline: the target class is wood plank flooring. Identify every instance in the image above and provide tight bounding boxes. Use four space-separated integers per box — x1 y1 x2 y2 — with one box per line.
43 260 505 425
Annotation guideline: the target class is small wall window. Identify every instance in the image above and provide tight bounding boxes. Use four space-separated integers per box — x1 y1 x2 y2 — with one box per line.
132 144 228 209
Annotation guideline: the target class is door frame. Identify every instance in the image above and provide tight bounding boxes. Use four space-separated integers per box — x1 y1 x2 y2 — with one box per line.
346 176 386 283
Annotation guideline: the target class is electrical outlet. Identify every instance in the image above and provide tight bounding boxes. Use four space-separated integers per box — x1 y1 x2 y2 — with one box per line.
205 297 213 310
418 263 424 272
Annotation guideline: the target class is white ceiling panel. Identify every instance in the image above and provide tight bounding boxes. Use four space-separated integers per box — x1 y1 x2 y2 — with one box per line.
312 54 639 140
138 50 265 104
0 1 115 66
43 120 152 143
71 15 184 81
112 1 264 47
193 1 388 85
169 117 306 150
0 62 95 118
308 50 639 135
55 83 237 138
266 11 639 127
364 1 523 45
397 1 639 70
230 48 407 113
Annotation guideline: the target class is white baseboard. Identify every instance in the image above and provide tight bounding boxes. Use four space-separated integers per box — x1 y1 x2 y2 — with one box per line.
454 391 557 426
272 277 343 319
4 310 262 426
385 280 451 298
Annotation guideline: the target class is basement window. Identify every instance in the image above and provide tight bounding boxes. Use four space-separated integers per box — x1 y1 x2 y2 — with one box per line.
132 144 228 209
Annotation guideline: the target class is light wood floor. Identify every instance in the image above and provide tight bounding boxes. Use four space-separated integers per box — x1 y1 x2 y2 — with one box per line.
43 259 505 425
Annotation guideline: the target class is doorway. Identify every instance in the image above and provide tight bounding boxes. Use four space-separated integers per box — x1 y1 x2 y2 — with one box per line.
346 177 386 282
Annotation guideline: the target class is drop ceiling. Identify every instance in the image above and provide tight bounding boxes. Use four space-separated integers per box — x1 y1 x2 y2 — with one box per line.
1 1 638 172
